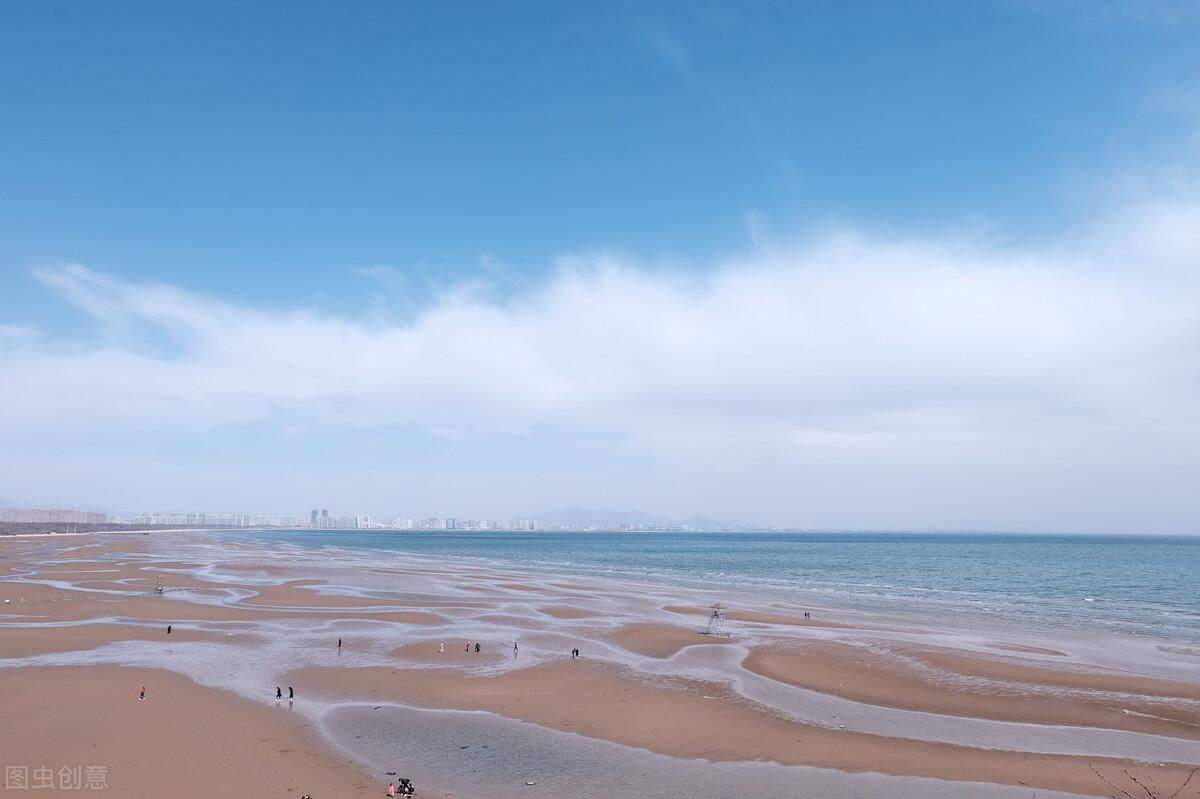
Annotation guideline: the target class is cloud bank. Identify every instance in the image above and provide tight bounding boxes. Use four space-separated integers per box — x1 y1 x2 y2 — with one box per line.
2 202 1198 530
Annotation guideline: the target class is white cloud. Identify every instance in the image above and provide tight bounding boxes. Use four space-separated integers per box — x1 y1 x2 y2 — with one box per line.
0 324 39 340
1032 0 1200 28
355 265 408 297
2 202 1198 530
642 28 688 71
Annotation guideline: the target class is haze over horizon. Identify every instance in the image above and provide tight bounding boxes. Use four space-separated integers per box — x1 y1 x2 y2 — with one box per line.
2 2 1199 534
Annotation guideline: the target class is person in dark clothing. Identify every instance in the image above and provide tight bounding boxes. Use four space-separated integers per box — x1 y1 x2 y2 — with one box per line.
166 624 172 634
474 641 481 653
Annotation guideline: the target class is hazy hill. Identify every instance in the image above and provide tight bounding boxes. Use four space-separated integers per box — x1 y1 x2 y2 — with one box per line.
530 508 740 529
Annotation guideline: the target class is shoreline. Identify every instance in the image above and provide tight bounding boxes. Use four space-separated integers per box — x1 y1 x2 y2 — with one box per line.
2 531 1198 798
12 525 1196 652
224 528 1200 650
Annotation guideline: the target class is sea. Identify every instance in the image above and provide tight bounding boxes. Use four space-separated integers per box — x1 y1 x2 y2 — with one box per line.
230 530 1200 645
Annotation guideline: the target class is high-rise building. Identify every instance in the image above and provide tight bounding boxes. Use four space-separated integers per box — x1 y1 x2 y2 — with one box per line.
310 509 318 528
0 508 108 524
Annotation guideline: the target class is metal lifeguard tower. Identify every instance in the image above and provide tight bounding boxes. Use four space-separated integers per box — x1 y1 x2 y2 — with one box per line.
704 602 727 636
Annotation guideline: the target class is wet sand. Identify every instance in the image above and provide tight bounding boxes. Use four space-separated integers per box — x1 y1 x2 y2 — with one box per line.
916 646 1200 699
743 643 1200 740
540 605 599 619
390 638 510 666
0 623 256 658
665 603 854 628
607 621 736 657
288 660 1198 796
0 666 380 799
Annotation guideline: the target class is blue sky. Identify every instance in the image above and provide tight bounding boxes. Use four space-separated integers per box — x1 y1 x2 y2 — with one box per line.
3 1 1195 309
2 2 1199 531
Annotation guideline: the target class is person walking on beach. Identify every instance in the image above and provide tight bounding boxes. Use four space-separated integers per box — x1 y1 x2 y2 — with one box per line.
474 641 481 653
338 637 342 651
288 686 294 704
387 781 396 797
139 685 145 700
166 624 172 634
513 640 518 658
275 686 282 705
439 641 444 654
465 640 471 652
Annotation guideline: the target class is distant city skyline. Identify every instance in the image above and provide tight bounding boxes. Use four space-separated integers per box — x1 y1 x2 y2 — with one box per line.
7 502 1197 535
96 507 738 532
1 505 742 532
2 3 1199 534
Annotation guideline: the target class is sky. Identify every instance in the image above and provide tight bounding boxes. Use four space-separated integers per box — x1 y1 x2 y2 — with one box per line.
1 1 1199 532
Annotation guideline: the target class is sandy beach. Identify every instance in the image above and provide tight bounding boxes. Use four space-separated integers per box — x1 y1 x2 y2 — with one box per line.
2 530 1198 798
0 666 376 798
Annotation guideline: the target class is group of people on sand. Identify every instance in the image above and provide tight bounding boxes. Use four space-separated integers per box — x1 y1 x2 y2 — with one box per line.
435 639 584 659
441 639 523 657
275 686 294 705
386 777 415 796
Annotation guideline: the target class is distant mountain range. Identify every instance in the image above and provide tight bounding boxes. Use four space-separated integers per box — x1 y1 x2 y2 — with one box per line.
529 508 742 530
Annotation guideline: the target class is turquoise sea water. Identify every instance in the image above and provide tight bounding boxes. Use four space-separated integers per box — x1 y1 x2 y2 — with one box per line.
233 530 1200 644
